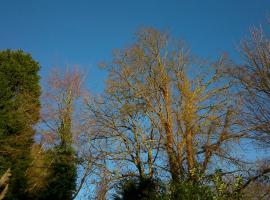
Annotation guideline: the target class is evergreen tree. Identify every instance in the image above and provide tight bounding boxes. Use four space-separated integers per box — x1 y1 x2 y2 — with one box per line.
38 147 76 200
0 50 41 199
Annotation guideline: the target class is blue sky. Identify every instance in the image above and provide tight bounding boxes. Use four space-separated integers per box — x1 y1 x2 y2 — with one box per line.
1 0 270 93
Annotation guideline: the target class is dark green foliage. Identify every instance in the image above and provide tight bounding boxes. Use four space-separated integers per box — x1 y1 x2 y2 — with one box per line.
38 147 77 200
113 177 245 200
114 177 165 200
26 144 77 200
0 50 40 199
0 50 40 135
167 180 214 200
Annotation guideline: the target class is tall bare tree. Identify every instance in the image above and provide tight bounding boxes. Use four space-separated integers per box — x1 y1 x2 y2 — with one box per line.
226 24 270 148
224 21 270 197
35 67 91 199
89 28 247 185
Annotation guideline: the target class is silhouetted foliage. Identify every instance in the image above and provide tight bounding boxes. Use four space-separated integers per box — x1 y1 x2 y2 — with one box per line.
38 147 76 200
114 177 165 200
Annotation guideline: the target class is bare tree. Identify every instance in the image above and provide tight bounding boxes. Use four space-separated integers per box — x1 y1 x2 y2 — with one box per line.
85 92 161 183
226 24 270 148
88 28 247 186
38 67 93 199
42 67 83 147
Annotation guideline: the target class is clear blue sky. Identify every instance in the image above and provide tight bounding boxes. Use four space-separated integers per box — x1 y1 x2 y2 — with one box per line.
1 0 270 92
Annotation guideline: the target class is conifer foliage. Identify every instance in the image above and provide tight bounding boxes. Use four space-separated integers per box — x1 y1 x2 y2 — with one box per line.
0 50 41 199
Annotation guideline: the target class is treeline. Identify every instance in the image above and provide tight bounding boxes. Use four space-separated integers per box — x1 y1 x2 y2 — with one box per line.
0 22 270 200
